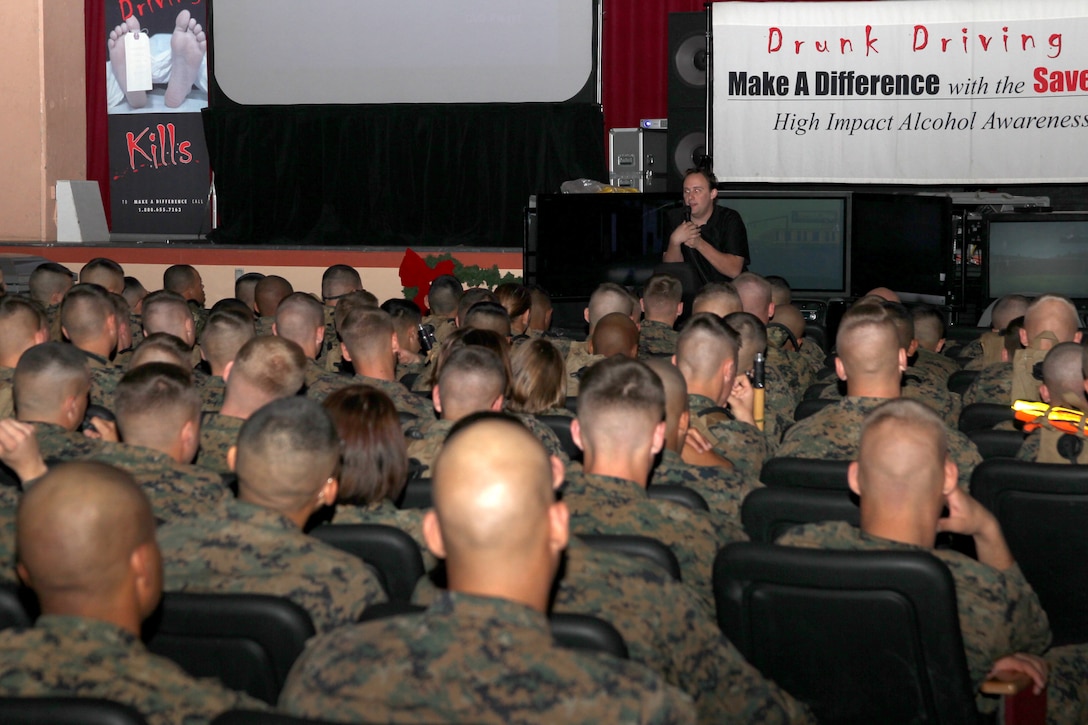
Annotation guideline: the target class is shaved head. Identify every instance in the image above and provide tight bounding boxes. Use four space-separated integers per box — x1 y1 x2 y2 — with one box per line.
18 462 158 614
835 305 903 380
772 304 807 343
692 282 741 317
591 312 639 359
645 358 688 444
79 258 124 295
586 283 637 330
992 295 1030 332
254 276 294 317
274 292 325 358
14 342 91 427
675 313 739 384
236 397 341 512
436 346 507 421
224 336 307 411
1041 342 1088 409
733 273 774 323
724 311 766 374
431 416 561 570
865 287 901 303
142 291 195 347
852 399 952 527
1022 295 1082 348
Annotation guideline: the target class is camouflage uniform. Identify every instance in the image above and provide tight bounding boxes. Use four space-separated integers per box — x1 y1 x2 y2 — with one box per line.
0 367 14 419
776 521 1088 723
963 361 1013 407
302 359 350 401
797 338 828 378
512 412 571 465
355 374 435 422
561 468 745 615
405 418 455 476
83 441 226 524
158 497 387 634
651 448 760 525
817 373 962 430
767 326 817 391
687 393 768 480
915 347 961 382
0 486 18 584
320 306 342 372
411 538 813 724
29 421 103 465
196 374 225 413
958 337 984 366
421 314 457 345
279 589 696 724
255 316 275 337
1015 429 1042 462
565 340 604 397
761 349 799 445
331 499 437 571
83 350 125 411
638 320 679 359
196 412 245 474
0 615 265 724
776 396 981 491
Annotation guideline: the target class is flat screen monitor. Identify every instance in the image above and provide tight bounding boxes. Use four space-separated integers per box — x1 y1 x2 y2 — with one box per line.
851 194 952 304
716 193 849 295
529 191 851 299
986 213 1088 299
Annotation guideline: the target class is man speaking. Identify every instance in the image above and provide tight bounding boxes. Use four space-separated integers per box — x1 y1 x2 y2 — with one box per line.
664 167 750 284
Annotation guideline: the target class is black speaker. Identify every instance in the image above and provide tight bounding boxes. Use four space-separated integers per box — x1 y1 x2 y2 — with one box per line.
667 12 708 191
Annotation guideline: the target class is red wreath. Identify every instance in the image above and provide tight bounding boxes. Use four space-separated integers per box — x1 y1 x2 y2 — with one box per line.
398 248 456 313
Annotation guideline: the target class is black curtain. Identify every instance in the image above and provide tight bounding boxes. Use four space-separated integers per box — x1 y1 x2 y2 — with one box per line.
203 104 605 247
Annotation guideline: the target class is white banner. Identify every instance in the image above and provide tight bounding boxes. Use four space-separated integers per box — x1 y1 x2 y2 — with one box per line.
712 0 1088 183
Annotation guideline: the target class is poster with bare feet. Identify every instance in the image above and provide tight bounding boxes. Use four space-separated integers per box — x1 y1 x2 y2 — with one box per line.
106 0 210 235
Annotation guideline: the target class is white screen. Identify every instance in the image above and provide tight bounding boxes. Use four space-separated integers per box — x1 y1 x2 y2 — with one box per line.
212 0 595 104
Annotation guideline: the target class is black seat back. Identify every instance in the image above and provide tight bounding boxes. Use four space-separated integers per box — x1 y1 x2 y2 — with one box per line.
357 601 629 660
0 584 36 630
793 397 836 422
760 457 851 490
397 478 433 509
143 592 315 705
309 524 425 603
972 459 1088 647
538 415 582 462
947 369 980 396
966 428 1025 460
646 484 708 511
0 697 148 725
714 543 978 725
741 487 860 543
958 403 1012 433
578 534 682 581
548 613 628 659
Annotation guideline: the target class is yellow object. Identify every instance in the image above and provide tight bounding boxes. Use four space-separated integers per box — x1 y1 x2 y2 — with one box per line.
1013 400 1088 434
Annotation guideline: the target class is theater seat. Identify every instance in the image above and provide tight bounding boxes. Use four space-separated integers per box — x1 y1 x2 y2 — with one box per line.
947 369 980 396
972 459 1088 647
578 534 682 582
397 478 433 509
357 601 628 659
646 484 709 511
714 542 1040 724
538 414 582 462
793 397 836 422
760 457 851 490
967 428 1026 460
0 584 36 630
0 697 147 725
309 524 425 603
143 592 315 705
740 487 860 543
958 403 1013 434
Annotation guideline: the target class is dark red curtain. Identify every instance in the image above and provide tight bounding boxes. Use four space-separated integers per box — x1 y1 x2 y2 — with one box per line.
601 0 704 137
85 0 110 227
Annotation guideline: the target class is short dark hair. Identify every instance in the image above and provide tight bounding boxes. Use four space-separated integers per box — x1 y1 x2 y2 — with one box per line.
578 356 666 427
427 275 463 316
321 265 362 301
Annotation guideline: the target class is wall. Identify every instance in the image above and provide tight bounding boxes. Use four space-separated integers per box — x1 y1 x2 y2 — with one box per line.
0 1 86 242
0 245 522 307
